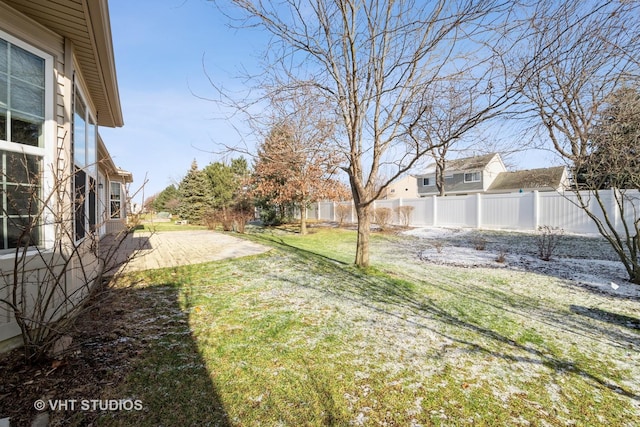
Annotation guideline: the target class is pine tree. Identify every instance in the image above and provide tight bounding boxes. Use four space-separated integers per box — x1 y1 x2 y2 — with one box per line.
177 160 212 223
153 184 179 214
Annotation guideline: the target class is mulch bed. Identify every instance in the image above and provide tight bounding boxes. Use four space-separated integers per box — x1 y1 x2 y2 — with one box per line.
0 288 143 426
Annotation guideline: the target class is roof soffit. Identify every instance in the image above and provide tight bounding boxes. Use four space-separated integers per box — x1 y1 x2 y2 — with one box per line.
4 0 123 127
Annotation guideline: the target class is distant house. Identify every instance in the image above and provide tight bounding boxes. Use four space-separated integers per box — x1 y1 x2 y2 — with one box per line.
416 153 568 197
383 175 418 199
0 0 131 351
486 166 569 193
416 153 506 196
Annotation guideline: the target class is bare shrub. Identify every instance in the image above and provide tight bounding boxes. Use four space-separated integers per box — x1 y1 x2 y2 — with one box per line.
472 236 487 251
0 155 148 362
495 250 507 263
433 241 444 253
537 225 564 261
335 204 352 227
374 207 393 231
233 213 251 234
394 205 415 228
203 209 220 230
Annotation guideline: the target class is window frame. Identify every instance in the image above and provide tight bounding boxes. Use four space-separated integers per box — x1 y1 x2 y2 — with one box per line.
0 30 54 253
109 181 122 219
464 172 481 183
72 82 98 242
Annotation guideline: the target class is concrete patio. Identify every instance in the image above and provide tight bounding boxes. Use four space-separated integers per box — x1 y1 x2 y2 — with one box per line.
103 230 270 273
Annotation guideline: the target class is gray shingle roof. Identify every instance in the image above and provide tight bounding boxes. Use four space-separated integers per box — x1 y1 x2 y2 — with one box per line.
446 153 498 172
488 166 566 192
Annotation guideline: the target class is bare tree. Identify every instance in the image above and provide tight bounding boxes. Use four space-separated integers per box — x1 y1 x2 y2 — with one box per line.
252 86 349 234
417 80 495 196
516 0 640 283
0 153 148 361
216 0 525 267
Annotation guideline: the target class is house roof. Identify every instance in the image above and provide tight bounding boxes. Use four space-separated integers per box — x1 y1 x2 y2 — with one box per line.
5 0 123 128
420 153 499 175
446 153 499 172
487 166 566 192
98 133 133 183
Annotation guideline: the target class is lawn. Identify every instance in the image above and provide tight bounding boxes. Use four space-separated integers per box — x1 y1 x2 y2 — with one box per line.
105 226 639 426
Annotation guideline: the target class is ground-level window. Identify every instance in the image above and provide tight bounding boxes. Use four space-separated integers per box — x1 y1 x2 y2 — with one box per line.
464 172 481 183
0 32 50 250
109 181 122 219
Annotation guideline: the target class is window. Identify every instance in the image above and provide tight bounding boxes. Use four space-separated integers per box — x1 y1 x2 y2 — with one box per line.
423 177 434 186
0 33 51 250
73 85 97 241
109 182 122 219
464 172 481 183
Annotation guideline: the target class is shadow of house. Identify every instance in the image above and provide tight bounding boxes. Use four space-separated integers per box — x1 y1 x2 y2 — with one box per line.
99 232 153 277
0 283 231 426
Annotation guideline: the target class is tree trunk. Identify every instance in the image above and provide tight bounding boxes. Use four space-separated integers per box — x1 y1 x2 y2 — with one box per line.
354 203 372 267
436 159 446 197
300 204 308 235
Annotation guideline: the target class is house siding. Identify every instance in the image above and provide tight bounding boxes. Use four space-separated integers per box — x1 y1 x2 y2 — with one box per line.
417 172 484 195
0 2 107 350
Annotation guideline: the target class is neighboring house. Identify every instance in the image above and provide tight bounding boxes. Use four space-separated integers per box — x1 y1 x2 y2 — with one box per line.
0 0 130 351
417 153 569 197
383 175 418 199
486 166 569 193
416 153 506 196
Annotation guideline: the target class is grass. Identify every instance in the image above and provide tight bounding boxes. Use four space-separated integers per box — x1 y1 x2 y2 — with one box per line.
104 226 640 426
135 220 207 233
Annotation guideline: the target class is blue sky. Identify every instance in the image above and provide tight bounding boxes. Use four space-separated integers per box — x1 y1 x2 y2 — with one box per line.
100 0 554 206
100 0 264 204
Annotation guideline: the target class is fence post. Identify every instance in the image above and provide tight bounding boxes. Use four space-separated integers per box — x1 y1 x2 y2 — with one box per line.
432 195 438 227
532 191 539 230
611 188 620 232
476 193 482 229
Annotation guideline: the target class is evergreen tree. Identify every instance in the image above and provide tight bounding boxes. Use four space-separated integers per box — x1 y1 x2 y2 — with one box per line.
177 160 212 223
203 162 236 210
152 184 180 214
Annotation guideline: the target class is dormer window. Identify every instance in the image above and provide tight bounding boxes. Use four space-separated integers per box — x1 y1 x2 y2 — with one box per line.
464 172 481 183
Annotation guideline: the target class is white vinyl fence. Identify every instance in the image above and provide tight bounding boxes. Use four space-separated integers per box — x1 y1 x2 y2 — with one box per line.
306 189 640 235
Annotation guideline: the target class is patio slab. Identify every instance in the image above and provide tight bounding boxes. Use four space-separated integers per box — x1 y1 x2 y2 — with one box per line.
105 230 270 273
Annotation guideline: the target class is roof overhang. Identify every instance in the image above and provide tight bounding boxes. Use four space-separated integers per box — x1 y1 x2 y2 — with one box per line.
5 0 123 128
97 134 132 183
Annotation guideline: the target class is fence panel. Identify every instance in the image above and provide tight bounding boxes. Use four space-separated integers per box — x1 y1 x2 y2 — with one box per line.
317 202 335 221
437 195 475 227
400 198 433 226
539 192 598 234
621 190 640 234
481 192 534 230
308 188 639 235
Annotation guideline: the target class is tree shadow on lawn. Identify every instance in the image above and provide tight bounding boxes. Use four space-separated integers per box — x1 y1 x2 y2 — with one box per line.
272 241 640 404
570 305 640 332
